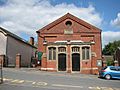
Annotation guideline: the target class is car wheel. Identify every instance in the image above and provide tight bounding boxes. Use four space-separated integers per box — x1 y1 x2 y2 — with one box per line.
105 74 111 80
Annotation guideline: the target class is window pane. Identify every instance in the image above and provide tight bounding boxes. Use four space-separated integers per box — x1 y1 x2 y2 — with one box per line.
82 48 85 60
53 49 56 60
49 49 52 60
86 47 90 59
48 47 56 60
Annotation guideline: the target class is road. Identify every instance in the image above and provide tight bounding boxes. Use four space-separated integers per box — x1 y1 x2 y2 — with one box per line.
0 68 120 90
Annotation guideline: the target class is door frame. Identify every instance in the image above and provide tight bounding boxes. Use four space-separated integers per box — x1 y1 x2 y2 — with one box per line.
70 45 81 73
72 53 80 71
58 53 67 71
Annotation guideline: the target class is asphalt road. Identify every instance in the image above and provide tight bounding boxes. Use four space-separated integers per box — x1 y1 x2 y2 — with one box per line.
0 68 120 90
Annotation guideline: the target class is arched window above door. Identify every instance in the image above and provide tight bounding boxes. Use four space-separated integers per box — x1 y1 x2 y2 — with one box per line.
72 47 80 53
58 47 66 53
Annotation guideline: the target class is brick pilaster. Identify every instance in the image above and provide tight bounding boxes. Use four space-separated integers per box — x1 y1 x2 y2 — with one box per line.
16 53 21 68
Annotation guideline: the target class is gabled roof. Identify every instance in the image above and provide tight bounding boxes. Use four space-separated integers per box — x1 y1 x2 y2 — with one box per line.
37 13 101 33
0 27 37 48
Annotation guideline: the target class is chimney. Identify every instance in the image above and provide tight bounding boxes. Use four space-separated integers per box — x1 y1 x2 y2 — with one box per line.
29 37 34 45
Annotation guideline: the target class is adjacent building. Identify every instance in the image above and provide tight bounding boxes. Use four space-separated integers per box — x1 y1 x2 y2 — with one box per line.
37 13 102 74
0 27 37 67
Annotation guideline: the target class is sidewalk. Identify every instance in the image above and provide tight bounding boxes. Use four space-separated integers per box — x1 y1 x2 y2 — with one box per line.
2 67 98 78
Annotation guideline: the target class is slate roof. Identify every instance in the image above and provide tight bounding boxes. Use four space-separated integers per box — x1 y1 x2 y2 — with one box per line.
0 27 37 48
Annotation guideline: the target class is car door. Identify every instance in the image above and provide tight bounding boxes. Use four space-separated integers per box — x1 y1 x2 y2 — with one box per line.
110 67 118 78
116 67 120 78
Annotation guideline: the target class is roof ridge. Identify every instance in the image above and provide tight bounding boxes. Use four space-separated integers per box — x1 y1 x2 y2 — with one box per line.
0 27 37 48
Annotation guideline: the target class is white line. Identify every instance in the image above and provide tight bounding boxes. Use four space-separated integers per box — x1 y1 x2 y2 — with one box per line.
52 84 83 88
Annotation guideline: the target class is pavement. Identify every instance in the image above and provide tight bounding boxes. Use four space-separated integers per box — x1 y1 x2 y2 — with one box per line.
0 68 120 90
2 67 98 77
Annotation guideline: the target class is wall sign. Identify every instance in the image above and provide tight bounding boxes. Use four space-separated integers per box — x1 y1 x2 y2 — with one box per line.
97 60 102 66
64 29 73 34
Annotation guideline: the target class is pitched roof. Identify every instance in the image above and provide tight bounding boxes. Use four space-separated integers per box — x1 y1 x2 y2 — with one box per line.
37 13 101 33
0 27 37 48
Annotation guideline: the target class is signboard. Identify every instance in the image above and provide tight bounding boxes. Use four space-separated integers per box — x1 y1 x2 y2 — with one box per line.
38 52 43 61
64 29 73 34
97 60 102 66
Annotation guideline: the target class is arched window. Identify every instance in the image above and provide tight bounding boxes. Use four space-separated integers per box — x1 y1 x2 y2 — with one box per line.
58 47 66 53
72 47 80 53
48 47 56 60
82 47 90 60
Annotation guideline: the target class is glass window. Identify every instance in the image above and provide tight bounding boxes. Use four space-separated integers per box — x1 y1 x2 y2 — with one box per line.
53 48 56 60
110 67 117 71
118 68 120 71
102 66 107 70
82 47 85 60
72 47 80 52
82 47 90 60
86 47 90 59
48 47 56 60
58 47 66 52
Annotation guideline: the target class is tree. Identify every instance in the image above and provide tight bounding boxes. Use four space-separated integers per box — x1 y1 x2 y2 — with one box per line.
102 40 120 55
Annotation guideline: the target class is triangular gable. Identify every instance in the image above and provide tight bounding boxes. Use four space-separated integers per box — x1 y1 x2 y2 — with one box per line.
36 13 101 33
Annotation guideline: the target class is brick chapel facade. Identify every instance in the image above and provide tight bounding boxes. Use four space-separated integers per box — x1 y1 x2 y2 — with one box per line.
37 13 102 74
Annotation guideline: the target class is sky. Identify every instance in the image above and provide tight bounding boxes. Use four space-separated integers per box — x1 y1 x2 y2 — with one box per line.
0 0 120 48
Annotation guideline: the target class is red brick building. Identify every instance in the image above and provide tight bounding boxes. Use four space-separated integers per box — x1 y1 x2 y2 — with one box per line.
37 13 102 74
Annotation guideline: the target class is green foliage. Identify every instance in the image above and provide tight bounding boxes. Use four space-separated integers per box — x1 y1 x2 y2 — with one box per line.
106 59 114 66
102 40 120 55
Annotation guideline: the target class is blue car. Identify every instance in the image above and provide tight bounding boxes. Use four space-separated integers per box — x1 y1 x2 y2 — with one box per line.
99 66 120 80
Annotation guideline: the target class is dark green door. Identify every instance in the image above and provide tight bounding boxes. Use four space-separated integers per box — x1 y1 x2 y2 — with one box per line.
72 53 80 71
58 54 66 71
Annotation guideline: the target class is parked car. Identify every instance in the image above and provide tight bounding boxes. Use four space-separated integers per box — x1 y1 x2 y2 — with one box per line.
99 66 120 80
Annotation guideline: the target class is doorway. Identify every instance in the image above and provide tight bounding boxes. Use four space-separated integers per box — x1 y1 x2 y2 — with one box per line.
72 53 80 71
58 54 66 71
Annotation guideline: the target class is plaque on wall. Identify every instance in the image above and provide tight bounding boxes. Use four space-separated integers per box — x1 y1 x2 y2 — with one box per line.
64 29 73 34
97 60 102 66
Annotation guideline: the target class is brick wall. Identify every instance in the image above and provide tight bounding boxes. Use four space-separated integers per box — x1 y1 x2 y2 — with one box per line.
37 13 102 74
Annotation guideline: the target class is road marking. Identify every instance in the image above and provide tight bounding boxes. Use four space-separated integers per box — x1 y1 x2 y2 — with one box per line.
3 78 13 81
3 78 48 87
52 84 83 88
36 82 48 86
11 79 24 84
89 86 117 90
101 87 118 90
32 82 36 84
96 86 101 90
89 86 101 90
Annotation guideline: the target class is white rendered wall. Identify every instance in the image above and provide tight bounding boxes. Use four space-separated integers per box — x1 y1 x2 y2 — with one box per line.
0 32 7 55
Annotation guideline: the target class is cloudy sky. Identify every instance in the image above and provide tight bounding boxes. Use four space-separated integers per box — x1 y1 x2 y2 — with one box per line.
0 0 120 48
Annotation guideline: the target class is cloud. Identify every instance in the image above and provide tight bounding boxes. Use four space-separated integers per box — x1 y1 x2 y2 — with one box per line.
0 0 103 39
102 31 120 48
111 13 120 28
